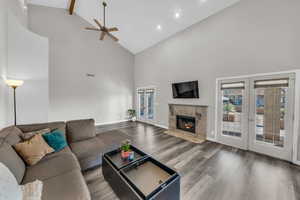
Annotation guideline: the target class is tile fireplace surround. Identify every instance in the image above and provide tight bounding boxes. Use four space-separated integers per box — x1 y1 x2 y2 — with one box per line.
168 104 208 141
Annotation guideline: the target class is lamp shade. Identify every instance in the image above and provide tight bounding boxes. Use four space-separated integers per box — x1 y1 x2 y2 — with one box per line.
5 79 24 88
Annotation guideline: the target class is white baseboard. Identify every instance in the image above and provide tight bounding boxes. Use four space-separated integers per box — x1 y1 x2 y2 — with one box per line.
293 159 300 166
95 119 129 126
207 137 218 142
153 123 168 129
136 120 168 129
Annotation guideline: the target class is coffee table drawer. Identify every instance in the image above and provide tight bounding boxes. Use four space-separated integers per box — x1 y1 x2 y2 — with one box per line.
103 156 142 200
103 148 180 200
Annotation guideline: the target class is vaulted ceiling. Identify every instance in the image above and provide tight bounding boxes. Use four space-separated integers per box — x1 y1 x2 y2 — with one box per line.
28 0 240 54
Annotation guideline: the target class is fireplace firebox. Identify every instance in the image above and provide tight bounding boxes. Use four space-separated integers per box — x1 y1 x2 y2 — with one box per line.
176 115 196 134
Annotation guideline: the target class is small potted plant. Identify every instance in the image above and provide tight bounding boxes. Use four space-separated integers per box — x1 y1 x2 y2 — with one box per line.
128 109 136 122
121 139 134 161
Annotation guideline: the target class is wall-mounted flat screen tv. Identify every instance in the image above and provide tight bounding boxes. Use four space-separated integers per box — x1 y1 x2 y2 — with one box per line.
172 81 199 98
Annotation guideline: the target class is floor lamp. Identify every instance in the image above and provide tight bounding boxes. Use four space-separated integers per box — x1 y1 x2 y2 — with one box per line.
5 79 24 126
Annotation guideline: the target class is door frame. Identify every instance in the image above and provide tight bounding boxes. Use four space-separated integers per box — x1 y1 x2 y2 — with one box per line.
215 70 300 163
216 78 249 150
136 86 156 124
248 73 295 161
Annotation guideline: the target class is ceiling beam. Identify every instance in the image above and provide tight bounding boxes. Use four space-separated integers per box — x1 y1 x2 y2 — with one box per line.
69 0 76 15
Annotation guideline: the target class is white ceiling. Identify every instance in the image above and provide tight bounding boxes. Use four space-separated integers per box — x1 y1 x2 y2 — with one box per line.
28 0 240 54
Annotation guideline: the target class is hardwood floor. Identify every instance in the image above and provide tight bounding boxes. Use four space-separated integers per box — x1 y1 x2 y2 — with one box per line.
85 122 300 200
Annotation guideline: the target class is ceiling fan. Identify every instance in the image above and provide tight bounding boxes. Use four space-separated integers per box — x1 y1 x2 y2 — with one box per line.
85 1 119 42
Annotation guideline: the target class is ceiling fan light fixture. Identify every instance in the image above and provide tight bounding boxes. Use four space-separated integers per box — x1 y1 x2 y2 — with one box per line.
85 1 119 42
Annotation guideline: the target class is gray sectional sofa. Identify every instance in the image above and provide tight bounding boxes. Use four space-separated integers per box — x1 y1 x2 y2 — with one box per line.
0 119 130 200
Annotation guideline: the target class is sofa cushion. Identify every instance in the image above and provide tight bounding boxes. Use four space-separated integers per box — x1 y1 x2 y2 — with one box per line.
41 170 91 200
0 140 25 184
42 131 67 152
14 134 55 166
42 146 73 160
66 119 96 143
20 128 51 141
17 122 66 139
70 138 106 159
70 137 116 170
0 126 22 145
22 151 80 184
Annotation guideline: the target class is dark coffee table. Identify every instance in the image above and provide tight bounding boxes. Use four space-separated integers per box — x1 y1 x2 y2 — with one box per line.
102 146 180 200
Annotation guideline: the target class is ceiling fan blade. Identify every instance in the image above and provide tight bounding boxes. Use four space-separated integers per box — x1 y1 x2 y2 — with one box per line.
85 27 101 31
107 27 119 32
93 19 103 28
100 31 106 40
107 32 119 42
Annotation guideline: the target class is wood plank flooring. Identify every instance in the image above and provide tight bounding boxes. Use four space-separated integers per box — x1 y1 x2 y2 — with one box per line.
84 122 300 200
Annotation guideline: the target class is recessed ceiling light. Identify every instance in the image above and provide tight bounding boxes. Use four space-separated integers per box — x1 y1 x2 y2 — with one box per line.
201 0 207 3
174 12 181 19
156 25 162 31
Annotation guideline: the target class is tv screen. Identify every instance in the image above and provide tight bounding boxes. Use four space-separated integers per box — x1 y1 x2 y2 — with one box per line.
172 81 199 98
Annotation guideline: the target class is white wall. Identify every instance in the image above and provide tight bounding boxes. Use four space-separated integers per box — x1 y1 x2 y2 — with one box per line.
134 0 300 139
7 13 49 125
0 0 49 126
28 5 134 124
0 0 28 128
0 0 8 128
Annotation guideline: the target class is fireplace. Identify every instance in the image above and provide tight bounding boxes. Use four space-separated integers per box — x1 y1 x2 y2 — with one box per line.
176 115 196 134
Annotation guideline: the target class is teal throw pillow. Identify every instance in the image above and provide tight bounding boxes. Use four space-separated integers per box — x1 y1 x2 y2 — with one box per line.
42 131 67 152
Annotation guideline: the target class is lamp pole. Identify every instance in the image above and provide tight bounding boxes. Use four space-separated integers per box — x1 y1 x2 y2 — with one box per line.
13 86 17 126
5 79 24 126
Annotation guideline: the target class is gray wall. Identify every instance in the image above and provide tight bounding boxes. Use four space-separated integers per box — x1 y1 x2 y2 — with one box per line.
134 0 300 140
0 0 8 128
7 12 49 125
0 0 30 128
28 5 135 124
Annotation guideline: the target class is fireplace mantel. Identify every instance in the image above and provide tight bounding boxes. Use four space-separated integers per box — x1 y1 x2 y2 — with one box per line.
168 104 208 141
168 103 208 108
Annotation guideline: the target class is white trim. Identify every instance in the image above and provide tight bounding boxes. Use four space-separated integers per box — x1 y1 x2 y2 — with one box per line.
216 69 300 81
153 123 168 129
215 78 249 150
136 85 157 91
95 119 129 126
214 80 219 142
207 136 217 142
292 71 300 165
215 69 300 165
293 160 300 165
136 86 157 123
137 119 168 129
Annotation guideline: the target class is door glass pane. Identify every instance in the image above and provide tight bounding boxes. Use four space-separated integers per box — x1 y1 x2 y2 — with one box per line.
221 87 244 137
139 93 145 118
255 84 288 147
147 92 154 120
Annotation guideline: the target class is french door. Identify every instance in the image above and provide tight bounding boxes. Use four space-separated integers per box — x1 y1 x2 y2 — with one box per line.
217 73 295 161
137 88 155 123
